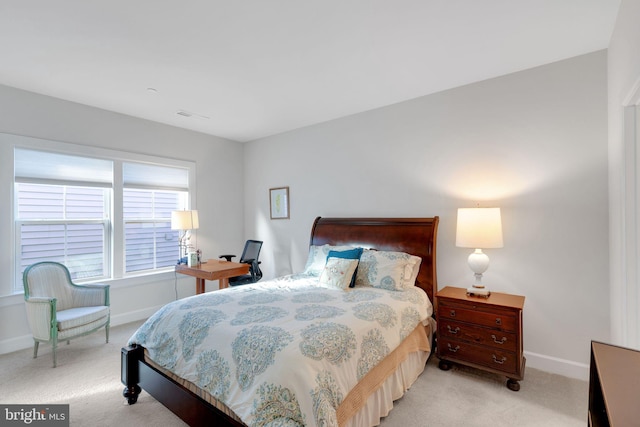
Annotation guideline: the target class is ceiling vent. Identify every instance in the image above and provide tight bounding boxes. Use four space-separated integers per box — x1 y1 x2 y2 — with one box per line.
177 110 210 120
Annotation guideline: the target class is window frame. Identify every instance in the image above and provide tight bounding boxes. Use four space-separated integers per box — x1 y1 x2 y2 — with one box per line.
8 135 197 295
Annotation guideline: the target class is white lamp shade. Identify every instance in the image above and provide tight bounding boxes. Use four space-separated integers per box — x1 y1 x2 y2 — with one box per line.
456 207 503 249
171 210 199 230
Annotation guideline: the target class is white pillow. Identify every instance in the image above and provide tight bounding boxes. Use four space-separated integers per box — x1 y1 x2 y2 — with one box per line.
404 255 423 288
319 257 359 290
355 250 422 290
302 244 355 276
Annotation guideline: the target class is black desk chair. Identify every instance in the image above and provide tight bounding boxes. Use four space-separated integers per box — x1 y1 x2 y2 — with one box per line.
219 240 263 286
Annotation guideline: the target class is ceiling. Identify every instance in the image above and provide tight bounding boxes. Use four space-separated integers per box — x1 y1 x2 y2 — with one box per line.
0 1 621 142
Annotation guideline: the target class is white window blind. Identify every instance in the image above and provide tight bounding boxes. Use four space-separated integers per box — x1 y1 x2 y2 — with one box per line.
123 162 189 191
14 148 113 187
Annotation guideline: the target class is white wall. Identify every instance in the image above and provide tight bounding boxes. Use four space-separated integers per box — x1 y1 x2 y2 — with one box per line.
0 47 614 380
244 51 610 379
608 0 640 347
0 84 245 354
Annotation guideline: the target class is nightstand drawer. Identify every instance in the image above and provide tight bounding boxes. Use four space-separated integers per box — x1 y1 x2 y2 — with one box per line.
438 337 517 375
438 300 517 332
438 319 518 352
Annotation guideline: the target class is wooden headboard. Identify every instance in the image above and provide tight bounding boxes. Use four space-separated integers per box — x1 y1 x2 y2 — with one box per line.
309 217 439 306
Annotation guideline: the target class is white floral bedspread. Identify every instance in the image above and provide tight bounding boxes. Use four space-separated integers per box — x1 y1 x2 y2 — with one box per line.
128 274 432 427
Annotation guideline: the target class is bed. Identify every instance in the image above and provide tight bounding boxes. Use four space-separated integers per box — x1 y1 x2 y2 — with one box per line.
121 216 439 426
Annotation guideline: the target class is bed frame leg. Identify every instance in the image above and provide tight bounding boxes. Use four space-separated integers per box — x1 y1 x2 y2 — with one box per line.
121 345 143 405
123 384 142 405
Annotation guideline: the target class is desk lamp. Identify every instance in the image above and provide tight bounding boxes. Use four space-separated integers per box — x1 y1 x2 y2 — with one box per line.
171 210 199 264
456 207 503 297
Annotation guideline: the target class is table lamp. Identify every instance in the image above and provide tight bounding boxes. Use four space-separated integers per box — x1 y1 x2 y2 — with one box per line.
456 207 503 297
171 210 199 264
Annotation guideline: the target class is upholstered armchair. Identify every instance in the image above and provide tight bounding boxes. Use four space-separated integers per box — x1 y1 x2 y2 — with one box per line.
23 262 110 367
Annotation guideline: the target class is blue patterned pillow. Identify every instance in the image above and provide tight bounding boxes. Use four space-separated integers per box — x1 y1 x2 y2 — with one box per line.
327 247 363 287
355 250 422 290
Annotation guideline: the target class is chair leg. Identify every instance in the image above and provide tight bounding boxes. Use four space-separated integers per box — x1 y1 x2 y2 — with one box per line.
52 341 57 368
33 341 39 359
105 324 110 343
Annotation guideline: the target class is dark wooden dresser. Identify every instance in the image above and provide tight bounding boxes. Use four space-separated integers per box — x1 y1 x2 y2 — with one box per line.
436 286 525 390
589 341 640 426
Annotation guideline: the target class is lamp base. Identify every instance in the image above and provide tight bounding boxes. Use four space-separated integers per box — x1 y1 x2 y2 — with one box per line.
467 286 491 297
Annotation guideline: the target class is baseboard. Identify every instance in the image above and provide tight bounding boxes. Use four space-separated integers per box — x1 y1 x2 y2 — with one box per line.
0 335 34 356
524 350 589 381
0 305 162 356
109 306 163 328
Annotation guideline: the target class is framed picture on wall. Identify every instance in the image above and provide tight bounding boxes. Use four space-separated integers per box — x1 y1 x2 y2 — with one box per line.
270 187 290 219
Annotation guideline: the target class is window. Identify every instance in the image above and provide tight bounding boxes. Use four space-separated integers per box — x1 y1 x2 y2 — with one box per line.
13 146 195 293
122 162 189 273
16 183 109 281
124 189 182 273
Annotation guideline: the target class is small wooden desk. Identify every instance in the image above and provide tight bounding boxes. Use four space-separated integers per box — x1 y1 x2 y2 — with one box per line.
175 259 249 294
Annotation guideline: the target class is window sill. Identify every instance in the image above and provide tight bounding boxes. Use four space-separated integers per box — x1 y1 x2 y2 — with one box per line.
91 269 180 289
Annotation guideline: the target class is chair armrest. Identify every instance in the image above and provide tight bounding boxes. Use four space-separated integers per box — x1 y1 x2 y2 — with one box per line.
24 298 56 341
241 259 263 282
71 283 110 307
219 254 236 261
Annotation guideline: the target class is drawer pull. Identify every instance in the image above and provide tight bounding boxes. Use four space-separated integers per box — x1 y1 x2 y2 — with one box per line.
450 309 456 317
447 325 460 335
491 334 507 344
495 318 502 326
447 343 460 353
492 354 507 365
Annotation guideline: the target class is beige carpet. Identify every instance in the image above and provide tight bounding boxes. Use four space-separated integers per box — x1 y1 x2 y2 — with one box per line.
0 321 588 426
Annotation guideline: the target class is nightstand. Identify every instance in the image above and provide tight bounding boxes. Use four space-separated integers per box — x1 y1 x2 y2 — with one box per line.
436 286 525 391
